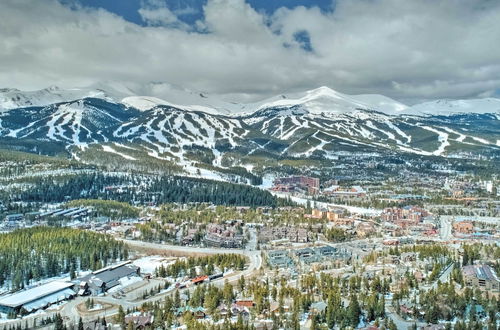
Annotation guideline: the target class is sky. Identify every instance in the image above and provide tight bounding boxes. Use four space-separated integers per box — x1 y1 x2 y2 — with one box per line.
1 0 500 104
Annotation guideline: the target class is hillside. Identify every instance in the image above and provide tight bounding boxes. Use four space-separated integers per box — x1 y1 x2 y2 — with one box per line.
0 86 499 181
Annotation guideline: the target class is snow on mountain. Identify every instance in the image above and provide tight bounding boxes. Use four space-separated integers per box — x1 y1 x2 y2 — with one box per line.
0 86 115 111
245 86 408 115
121 96 223 115
350 94 408 113
117 82 244 115
405 98 500 116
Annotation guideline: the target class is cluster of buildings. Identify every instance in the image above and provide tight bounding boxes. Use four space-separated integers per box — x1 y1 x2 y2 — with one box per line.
305 208 344 221
381 206 430 227
271 176 320 195
267 246 351 269
204 221 244 248
1 207 99 231
0 262 142 316
322 185 366 198
258 226 311 245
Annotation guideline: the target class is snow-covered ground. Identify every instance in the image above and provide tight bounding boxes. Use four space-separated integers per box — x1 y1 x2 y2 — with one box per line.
107 276 143 293
132 256 177 274
101 145 136 160
271 192 383 216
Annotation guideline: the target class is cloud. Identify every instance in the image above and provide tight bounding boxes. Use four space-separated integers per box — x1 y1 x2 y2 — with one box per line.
138 0 188 28
1 0 500 104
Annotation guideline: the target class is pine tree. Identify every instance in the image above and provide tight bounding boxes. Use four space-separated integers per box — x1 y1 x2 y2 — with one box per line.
348 294 361 328
54 314 64 330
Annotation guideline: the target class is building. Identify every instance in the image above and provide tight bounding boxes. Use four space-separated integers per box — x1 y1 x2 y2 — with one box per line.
381 206 429 227
267 250 294 268
191 275 209 285
124 312 154 329
272 176 320 194
0 281 75 314
5 214 23 222
323 185 366 198
462 264 500 292
453 221 474 234
259 226 310 243
77 261 140 296
203 223 244 248
356 222 376 238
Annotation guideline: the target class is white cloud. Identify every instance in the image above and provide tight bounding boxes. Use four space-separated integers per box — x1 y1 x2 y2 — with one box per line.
0 0 499 104
138 0 188 28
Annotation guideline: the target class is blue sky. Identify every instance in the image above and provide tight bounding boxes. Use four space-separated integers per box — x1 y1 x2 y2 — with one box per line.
75 0 335 26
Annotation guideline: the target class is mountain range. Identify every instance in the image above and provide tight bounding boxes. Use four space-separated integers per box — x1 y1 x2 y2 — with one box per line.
1 84 499 181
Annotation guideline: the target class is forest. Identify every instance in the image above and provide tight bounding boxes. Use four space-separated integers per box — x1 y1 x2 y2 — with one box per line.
9 173 284 207
155 254 247 279
65 199 140 220
0 227 129 290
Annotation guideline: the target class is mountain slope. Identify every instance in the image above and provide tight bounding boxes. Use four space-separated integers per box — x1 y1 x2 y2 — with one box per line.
404 98 500 116
0 85 499 180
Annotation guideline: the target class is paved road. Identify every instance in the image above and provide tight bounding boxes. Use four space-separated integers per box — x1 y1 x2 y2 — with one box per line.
439 216 453 240
423 263 454 292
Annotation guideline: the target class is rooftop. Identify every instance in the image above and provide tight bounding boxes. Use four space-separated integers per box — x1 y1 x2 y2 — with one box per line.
0 281 74 308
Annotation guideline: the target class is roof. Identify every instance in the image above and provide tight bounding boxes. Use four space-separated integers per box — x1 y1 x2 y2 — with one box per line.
463 264 500 282
236 300 254 307
22 288 75 312
79 263 139 289
0 281 74 308
191 275 208 283
310 301 327 312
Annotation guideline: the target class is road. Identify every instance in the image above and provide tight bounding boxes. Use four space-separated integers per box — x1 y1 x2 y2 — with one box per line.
423 263 454 291
439 216 453 240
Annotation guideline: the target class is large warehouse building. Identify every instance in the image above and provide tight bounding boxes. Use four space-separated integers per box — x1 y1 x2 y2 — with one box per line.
77 261 140 296
0 281 75 314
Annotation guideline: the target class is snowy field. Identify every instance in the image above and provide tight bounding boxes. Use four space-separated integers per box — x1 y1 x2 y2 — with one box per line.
132 255 178 274
271 192 383 216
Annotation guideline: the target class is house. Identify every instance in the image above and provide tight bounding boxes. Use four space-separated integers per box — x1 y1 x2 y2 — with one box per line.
125 312 154 329
218 303 231 317
175 306 206 319
231 304 250 319
83 321 107 330
235 300 254 308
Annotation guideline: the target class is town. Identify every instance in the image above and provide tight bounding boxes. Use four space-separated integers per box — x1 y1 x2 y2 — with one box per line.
0 160 498 330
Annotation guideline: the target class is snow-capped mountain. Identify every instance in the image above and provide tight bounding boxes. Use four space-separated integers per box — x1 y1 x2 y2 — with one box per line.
403 98 500 116
0 85 498 176
245 86 409 115
0 86 117 111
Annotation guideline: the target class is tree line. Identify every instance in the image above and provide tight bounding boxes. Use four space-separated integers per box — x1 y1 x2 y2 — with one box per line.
0 227 128 290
